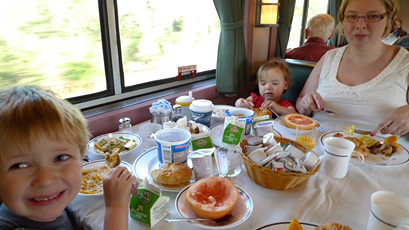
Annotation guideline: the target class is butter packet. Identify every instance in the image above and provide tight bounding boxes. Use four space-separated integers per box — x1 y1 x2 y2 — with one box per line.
130 178 169 227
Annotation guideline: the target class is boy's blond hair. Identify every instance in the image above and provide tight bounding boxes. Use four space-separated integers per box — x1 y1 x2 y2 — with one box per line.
0 85 91 157
257 58 292 86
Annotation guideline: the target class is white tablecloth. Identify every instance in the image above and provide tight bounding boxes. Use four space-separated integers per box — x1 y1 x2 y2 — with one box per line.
70 120 409 230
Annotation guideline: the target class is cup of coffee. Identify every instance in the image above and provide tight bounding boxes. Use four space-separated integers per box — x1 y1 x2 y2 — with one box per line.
367 191 409 230
189 99 214 127
321 137 364 178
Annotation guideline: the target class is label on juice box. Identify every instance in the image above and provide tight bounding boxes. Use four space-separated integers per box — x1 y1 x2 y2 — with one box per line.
191 131 213 150
130 179 169 227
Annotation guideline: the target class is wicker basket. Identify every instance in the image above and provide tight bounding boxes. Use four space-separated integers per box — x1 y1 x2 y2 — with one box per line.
240 136 320 190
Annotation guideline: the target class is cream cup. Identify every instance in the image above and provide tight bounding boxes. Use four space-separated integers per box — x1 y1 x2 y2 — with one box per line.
302 151 319 171
248 148 267 164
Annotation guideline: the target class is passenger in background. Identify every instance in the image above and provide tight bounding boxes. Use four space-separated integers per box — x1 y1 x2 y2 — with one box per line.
394 34 409 49
391 18 407 38
235 58 297 116
0 85 135 230
286 14 336 62
296 0 409 136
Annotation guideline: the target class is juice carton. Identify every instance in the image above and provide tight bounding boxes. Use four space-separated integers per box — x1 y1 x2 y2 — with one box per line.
130 179 170 227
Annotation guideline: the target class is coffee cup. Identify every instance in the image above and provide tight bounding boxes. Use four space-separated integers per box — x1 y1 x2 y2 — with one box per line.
367 191 409 230
189 99 214 127
321 137 364 178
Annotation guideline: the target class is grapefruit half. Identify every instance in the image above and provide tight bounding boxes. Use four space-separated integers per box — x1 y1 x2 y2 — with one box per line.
283 114 317 130
186 177 239 220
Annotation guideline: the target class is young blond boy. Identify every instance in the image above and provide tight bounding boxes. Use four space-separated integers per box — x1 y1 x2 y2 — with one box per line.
0 85 135 229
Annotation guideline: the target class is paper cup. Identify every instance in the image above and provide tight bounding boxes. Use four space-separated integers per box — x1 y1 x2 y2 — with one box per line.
225 108 255 136
154 128 191 166
367 191 409 230
189 99 214 127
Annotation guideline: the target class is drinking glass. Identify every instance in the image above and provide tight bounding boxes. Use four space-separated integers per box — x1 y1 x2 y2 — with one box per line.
296 126 318 150
214 145 242 178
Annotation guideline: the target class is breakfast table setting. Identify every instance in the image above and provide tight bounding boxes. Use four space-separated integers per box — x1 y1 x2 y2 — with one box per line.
70 102 409 230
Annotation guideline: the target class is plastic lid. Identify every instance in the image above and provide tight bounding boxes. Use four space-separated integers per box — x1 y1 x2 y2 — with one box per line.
189 99 214 112
176 91 194 104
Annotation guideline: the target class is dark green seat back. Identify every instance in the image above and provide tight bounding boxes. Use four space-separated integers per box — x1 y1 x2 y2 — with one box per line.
281 59 316 106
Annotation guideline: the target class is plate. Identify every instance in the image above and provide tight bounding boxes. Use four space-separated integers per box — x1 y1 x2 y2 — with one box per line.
210 123 282 147
175 185 253 229
254 221 318 230
320 131 409 166
79 160 133 197
87 132 142 161
132 148 195 192
275 115 321 135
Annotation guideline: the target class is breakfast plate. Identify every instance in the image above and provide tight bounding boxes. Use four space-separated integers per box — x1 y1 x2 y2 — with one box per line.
132 148 195 192
210 123 282 147
320 131 409 166
254 221 318 229
79 160 133 197
175 185 253 229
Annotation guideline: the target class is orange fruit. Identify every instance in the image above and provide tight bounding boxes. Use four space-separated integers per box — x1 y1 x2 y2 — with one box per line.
287 218 303 230
186 177 239 220
283 114 317 130
385 136 399 149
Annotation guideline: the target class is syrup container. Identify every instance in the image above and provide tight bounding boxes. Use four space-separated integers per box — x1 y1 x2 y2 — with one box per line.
175 91 194 120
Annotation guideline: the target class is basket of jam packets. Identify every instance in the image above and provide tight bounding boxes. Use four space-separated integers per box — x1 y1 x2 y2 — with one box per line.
240 134 321 190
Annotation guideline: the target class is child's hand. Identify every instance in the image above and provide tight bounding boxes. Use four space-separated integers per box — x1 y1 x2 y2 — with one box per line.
235 98 254 109
261 101 278 112
103 166 136 208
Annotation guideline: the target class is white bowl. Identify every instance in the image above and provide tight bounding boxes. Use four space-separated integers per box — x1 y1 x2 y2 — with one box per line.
87 132 142 161
78 159 133 197
211 105 234 126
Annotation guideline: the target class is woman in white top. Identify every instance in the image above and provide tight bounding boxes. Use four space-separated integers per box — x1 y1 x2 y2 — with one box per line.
296 0 409 136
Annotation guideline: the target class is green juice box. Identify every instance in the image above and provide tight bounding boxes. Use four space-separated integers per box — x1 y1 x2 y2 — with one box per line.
130 179 169 227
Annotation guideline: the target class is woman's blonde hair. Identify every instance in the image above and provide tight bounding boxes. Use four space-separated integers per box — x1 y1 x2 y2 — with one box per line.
337 0 400 37
257 58 292 86
0 85 91 157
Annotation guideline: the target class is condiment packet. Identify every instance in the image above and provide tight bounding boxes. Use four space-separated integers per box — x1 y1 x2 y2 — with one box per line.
129 178 170 227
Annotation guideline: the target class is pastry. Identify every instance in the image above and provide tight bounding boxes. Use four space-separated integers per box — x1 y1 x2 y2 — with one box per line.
151 162 192 186
314 222 352 230
252 107 272 119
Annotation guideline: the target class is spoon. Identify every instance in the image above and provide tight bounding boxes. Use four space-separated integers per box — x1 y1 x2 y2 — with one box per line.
165 214 234 225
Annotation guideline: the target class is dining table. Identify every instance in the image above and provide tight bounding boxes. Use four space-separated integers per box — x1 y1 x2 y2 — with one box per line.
70 118 409 230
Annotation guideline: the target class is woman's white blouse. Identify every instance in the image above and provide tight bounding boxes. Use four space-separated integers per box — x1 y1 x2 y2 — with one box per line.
314 46 409 130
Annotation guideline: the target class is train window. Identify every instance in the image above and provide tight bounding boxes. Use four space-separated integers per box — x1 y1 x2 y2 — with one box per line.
0 0 220 108
287 0 329 49
0 1 107 99
116 0 220 89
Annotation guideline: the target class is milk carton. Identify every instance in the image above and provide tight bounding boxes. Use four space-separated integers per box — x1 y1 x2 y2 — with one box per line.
130 179 170 227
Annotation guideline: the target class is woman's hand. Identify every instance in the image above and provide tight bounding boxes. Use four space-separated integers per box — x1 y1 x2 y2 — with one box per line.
372 105 409 136
297 91 323 115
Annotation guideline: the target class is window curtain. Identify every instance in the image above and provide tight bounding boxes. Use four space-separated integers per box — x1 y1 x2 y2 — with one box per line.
213 0 250 94
275 0 296 58
328 0 346 47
